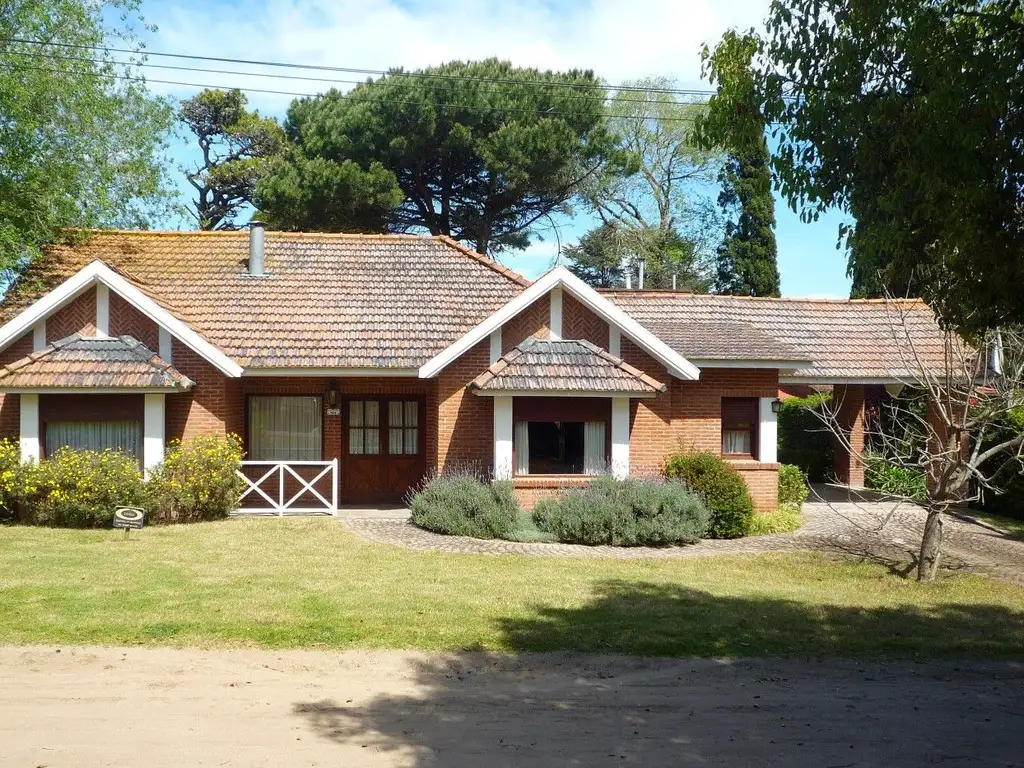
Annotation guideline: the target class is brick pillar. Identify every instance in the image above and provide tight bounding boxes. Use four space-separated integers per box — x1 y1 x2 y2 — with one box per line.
925 394 969 498
831 384 865 486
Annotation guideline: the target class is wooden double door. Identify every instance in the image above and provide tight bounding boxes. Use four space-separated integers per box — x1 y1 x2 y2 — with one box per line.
341 396 426 504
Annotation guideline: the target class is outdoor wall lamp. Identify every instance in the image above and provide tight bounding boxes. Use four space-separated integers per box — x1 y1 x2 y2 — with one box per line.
771 398 783 414
327 380 340 408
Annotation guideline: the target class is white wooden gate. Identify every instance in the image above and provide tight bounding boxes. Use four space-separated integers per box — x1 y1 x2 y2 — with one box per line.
235 459 339 515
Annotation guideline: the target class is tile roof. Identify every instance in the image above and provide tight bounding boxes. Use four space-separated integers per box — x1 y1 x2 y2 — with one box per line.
603 292 949 380
0 334 195 390
469 338 666 394
0 231 529 370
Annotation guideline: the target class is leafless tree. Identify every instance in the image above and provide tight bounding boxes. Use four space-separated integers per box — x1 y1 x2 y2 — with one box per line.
818 304 1024 581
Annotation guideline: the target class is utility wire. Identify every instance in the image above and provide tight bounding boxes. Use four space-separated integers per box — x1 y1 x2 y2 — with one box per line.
0 36 720 98
4 48 713 110
0 60 704 123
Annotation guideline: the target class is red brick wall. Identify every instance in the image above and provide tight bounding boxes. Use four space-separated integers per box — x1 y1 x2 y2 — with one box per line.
48 288 96 340
166 340 234 442
561 294 609 348
109 294 160 351
436 339 493 473
502 295 550 354
731 460 781 513
0 332 33 440
831 384 865 486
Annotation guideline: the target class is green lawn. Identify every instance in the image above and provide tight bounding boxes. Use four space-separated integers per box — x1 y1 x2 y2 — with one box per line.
1 518 1022 658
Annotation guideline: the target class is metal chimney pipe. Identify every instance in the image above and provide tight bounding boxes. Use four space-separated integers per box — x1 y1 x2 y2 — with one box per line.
248 220 265 276
638 260 645 290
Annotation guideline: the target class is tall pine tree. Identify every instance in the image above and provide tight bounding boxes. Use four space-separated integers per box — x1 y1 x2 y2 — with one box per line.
714 138 780 297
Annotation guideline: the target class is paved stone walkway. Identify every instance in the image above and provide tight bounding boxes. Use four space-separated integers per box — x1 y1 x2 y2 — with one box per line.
338 485 1024 583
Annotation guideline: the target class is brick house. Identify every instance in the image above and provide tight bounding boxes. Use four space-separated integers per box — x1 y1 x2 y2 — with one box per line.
0 225 947 513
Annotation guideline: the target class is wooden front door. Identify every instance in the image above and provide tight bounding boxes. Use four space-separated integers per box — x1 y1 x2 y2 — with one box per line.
341 397 425 504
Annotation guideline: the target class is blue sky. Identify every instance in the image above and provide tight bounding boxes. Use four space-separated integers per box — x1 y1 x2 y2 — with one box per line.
139 0 853 298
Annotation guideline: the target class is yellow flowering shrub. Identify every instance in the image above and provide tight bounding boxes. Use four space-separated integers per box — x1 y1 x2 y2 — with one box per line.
0 438 21 518
147 434 245 523
19 448 149 528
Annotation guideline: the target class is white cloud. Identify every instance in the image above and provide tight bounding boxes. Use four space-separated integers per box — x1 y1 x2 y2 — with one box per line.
143 0 770 112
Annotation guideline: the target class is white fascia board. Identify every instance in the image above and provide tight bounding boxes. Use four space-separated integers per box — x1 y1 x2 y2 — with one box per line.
419 266 700 381
780 375 915 385
471 389 660 399
0 261 243 378
241 367 420 377
690 359 811 370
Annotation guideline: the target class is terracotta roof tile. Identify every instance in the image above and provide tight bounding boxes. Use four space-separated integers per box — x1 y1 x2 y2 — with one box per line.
0 334 194 390
603 291 948 379
0 231 529 370
469 338 666 394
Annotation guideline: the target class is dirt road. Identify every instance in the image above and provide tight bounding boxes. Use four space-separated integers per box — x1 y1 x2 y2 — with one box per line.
2 645 1021 767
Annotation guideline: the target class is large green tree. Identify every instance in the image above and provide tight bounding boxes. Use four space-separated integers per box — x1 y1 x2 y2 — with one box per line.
0 0 174 275
571 78 719 288
259 59 615 255
715 145 779 297
701 1 1024 329
179 89 284 230
701 33 780 297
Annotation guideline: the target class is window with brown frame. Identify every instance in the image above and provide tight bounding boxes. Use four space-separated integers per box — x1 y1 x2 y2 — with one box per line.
721 398 758 459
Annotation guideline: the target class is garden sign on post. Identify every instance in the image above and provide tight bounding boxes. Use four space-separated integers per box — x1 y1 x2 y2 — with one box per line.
112 507 145 540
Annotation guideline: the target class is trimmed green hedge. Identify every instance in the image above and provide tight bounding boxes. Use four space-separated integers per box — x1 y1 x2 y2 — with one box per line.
664 452 754 538
777 393 834 482
531 476 709 546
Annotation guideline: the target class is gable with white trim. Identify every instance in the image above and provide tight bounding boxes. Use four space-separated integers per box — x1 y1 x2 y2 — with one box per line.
418 266 701 380
0 261 242 377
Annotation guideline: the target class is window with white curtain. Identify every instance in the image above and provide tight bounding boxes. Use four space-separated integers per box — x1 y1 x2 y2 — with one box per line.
583 421 606 475
46 421 142 461
514 420 608 475
248 396 322 461
721 397 757 458
388 400 420 455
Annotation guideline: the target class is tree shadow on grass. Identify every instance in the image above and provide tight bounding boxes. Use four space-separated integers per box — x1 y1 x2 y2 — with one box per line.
293 581 1024 766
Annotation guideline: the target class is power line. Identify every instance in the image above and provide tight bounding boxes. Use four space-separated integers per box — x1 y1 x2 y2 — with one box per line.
0 60 704 123
5 48 713 111
0 36 720 98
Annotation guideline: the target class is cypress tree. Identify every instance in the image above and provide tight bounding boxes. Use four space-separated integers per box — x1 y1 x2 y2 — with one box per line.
714 138 780 297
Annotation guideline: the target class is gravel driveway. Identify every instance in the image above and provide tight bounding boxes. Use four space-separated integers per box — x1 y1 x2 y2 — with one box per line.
340 485 1024 584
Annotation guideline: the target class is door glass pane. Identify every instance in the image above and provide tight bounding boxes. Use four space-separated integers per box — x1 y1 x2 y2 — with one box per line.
349 428 364 455
389 400 403 427
349 400 364 427
365 400 379 428
364 428 380 455
389 428 404 455
404 401 418 427
405 428 419 454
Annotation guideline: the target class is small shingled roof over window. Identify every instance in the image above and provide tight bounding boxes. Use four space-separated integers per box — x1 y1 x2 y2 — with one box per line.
469 337 666 395
0 334 194 391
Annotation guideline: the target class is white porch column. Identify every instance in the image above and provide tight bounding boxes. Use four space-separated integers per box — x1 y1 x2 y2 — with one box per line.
611 396 630 479
19 394 40 464
493 396 513 480
95 284 110 337
143 393 165 476
758 397 778 463
549 287 563 340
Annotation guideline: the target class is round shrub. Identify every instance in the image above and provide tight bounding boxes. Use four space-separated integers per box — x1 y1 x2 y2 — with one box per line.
778 464 809 506
532 476 709 546
18 448 149 528
663 452 754 538
409 472 520 539
148 434 246 523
